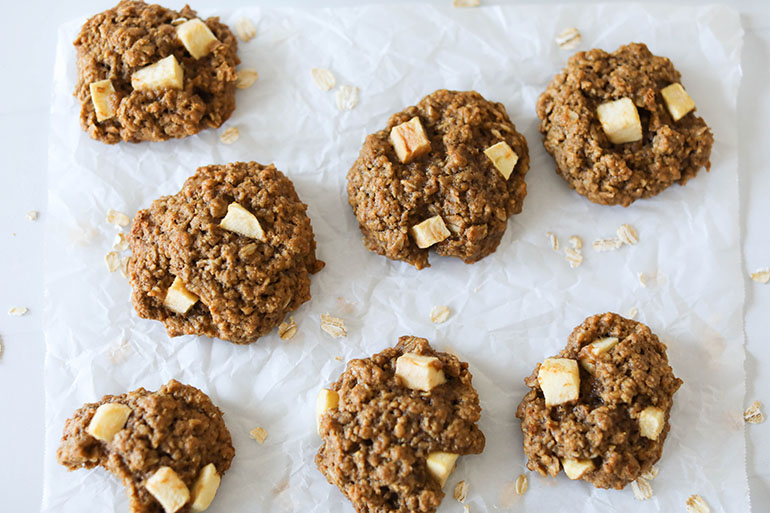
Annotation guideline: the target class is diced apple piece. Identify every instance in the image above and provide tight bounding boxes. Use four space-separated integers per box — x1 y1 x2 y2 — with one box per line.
410 215 450 249
163 276 199 315
89 79 117 122
177 19 219 59
661 83 695 122
596 97 642 144
639 406 666 440
316 388 339 434
561 458 595 480
131 55 184 91
190 463 221 512
483 141 519 180
426 451 459 488
145 466 190 513
86 403 132 443
537 358 580 407
220 202 266 241
395 352 446 392
578 337 620 374
389 116 432 164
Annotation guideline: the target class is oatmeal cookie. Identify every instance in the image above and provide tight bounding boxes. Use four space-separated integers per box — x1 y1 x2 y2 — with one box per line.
128 161 324 344
315 336 485 513
536 42 713 206
516 312 682 489
57 380 235 513
347 89 529 269
74 0 239 144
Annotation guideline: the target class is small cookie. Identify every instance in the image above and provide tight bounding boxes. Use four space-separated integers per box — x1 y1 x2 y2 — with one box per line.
74 0 239 143
57 380 234 513
128 161 324 344
536 42 713 206
315 336 485 513
347 89 529 269
516 312 682 489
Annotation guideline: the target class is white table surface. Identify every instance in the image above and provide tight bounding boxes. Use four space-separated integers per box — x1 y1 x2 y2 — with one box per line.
0 0 766 511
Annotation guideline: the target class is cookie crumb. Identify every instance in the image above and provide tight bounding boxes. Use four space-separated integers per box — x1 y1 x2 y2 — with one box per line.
235 17 256 42
249 426 268 444
334 355 343 361
106 209 130 227
235 69 259 89
453 480 468 502
335 85 359 111
626 307 638 320
26 210 39 221
8 307 28 316
617 224 639 245
592 237 623 252
311 68 336 91
545 232 559 251
638 271 647 287
685 495 711 513
278 317 297 340
113 232 129 251
631 477 653 500
430 305 451 324
105 251 120 272
555 27 581 49
744 400 764 424
640 466 659 481
320 314 347 338
219 126 240 144
0 336 4 360
515 473 528 495
750 268 770 284
453 0 480 6
569 235 583 249
565 247 583 268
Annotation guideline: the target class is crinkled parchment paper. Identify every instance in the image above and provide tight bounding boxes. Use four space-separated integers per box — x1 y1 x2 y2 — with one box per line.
42 3 747 512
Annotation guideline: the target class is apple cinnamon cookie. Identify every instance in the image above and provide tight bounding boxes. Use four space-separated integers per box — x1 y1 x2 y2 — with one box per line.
516 312 682 489
347 89 529 270
537 42 713 206
128 161 324 344
315 336 485 513
74 0 239 144
57 380 234 513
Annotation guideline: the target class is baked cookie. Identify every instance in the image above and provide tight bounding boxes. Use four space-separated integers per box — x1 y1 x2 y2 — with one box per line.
536 42 713 206
74 0 239 144
347 89 529 269
515 312 682 489
128 161 324 344
315 336 485 513
57 380 234 513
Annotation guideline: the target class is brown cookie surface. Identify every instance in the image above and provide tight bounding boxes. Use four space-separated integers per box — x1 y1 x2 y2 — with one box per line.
536 42 713 206
315 336 485 513
347 89 529 270
74 0 239 144
516 312 682 489
57 380 235 513
128 161 324 344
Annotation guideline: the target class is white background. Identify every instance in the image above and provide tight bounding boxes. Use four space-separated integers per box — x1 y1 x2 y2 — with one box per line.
0 0 767 511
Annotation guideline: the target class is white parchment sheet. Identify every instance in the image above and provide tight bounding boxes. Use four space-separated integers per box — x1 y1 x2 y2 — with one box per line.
42 3 747 512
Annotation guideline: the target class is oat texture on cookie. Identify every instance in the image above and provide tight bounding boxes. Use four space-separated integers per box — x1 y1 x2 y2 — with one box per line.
57 380 234 513
315 336 485 513
516 312 682 489
74 0 239 143
347 89 529 269
127 161 324 344
536 43 713 206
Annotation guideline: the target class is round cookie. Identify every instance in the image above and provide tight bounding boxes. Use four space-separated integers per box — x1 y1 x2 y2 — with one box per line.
347 89 529 270
74 0 239 144
57 380 235 513
315 336 485 513
536 42 713 206
516 313 682 489
128 161 324 344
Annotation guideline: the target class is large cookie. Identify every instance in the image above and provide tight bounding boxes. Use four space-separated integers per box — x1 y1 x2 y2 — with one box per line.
315 336 485 513
57 380 234 513
74 0 239 144
128 161 324 344
536 42 713 206
347 89 529 270
516 312 682 489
